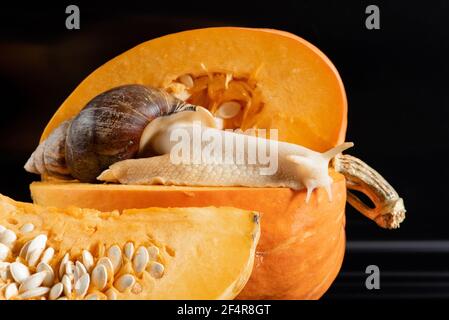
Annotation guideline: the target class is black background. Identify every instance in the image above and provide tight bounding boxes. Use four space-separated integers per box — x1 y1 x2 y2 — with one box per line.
0 0 448 299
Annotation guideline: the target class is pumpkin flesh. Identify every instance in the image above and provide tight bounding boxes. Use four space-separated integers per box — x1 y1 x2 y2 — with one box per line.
0 194 260 300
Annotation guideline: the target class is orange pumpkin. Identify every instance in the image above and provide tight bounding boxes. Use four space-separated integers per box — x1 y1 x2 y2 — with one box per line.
29 27 404 299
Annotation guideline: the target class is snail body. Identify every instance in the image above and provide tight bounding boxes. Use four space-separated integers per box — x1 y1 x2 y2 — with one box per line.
25 85 197 182
98 126 353 202
25 84 405 228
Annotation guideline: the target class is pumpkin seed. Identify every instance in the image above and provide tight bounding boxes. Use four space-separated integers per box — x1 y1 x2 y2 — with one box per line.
179 74 194 88
5 283 18 300
0 261 10 271
26 234 47 267
19 240 31 259
74 261 87 283
0 229 17 246
82 250 94 272
37 262 55 287
216 101 241 119
49 283 63 300
0 225 6 233
19 286 49 299
149 262 165 279
74 273 90 298
124 242 134 260
147 245 160 260
65 261 75 276
77 261 87 274
10 262 30 283
0 270 9 281
91 264 107 291
27 248 45 267
59 253 69 278
114 274 135 292
107 245 122 274
40 247 55 264
85 293 100 300
106 288 117 300
20 223 35 233
0 262 11 281
0 243 9 261
97 257 114 280
19 271 47 293
57 297 68 300
61 274 72 297
225 73 233 89
173 90 191 101
26 234 47 255
133 246 149 274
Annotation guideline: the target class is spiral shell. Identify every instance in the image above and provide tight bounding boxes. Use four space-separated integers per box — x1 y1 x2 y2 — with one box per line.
25 85 196 182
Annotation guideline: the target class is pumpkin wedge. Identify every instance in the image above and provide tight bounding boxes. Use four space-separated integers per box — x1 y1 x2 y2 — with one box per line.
0 194 260 300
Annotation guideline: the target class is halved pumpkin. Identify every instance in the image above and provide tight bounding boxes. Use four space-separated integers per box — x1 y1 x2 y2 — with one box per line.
30 27 348 299
0 194 260 300
41 27 346 151
31 171 346 299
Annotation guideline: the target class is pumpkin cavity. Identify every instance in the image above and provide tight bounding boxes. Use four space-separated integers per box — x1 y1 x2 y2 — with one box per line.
165 72 265 130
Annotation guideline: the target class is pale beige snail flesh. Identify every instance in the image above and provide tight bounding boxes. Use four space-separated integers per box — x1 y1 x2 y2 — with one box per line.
25 85 405 229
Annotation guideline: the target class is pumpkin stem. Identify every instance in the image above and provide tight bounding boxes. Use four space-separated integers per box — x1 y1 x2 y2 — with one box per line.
331 154 406 229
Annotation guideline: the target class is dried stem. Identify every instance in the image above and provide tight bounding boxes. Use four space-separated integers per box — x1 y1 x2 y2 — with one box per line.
332 154 406 229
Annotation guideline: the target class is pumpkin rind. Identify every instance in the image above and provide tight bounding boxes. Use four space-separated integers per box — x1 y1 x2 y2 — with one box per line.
0 194 260 300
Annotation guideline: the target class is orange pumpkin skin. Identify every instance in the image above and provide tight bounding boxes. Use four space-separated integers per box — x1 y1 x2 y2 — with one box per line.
238 173 346 299
30 27 349 299
31 171 346 299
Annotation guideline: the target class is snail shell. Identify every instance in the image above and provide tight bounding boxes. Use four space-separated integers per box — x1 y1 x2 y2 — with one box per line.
25 84 197 182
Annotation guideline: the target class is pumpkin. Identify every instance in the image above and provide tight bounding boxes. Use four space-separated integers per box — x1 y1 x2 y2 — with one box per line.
27 27 405 299
0 194 260 300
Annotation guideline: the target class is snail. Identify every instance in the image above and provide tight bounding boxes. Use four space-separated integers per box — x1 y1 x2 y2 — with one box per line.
25 83 352 197
25 84 405 228
25 85 199 182
98 113 354 201
98 139 354 203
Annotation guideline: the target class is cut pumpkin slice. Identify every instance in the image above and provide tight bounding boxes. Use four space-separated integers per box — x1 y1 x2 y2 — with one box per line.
40 27 346 152
0 194 260 300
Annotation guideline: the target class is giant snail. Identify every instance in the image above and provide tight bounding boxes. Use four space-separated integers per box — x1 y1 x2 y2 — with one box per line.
25 85 199 182
25 84 405 229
